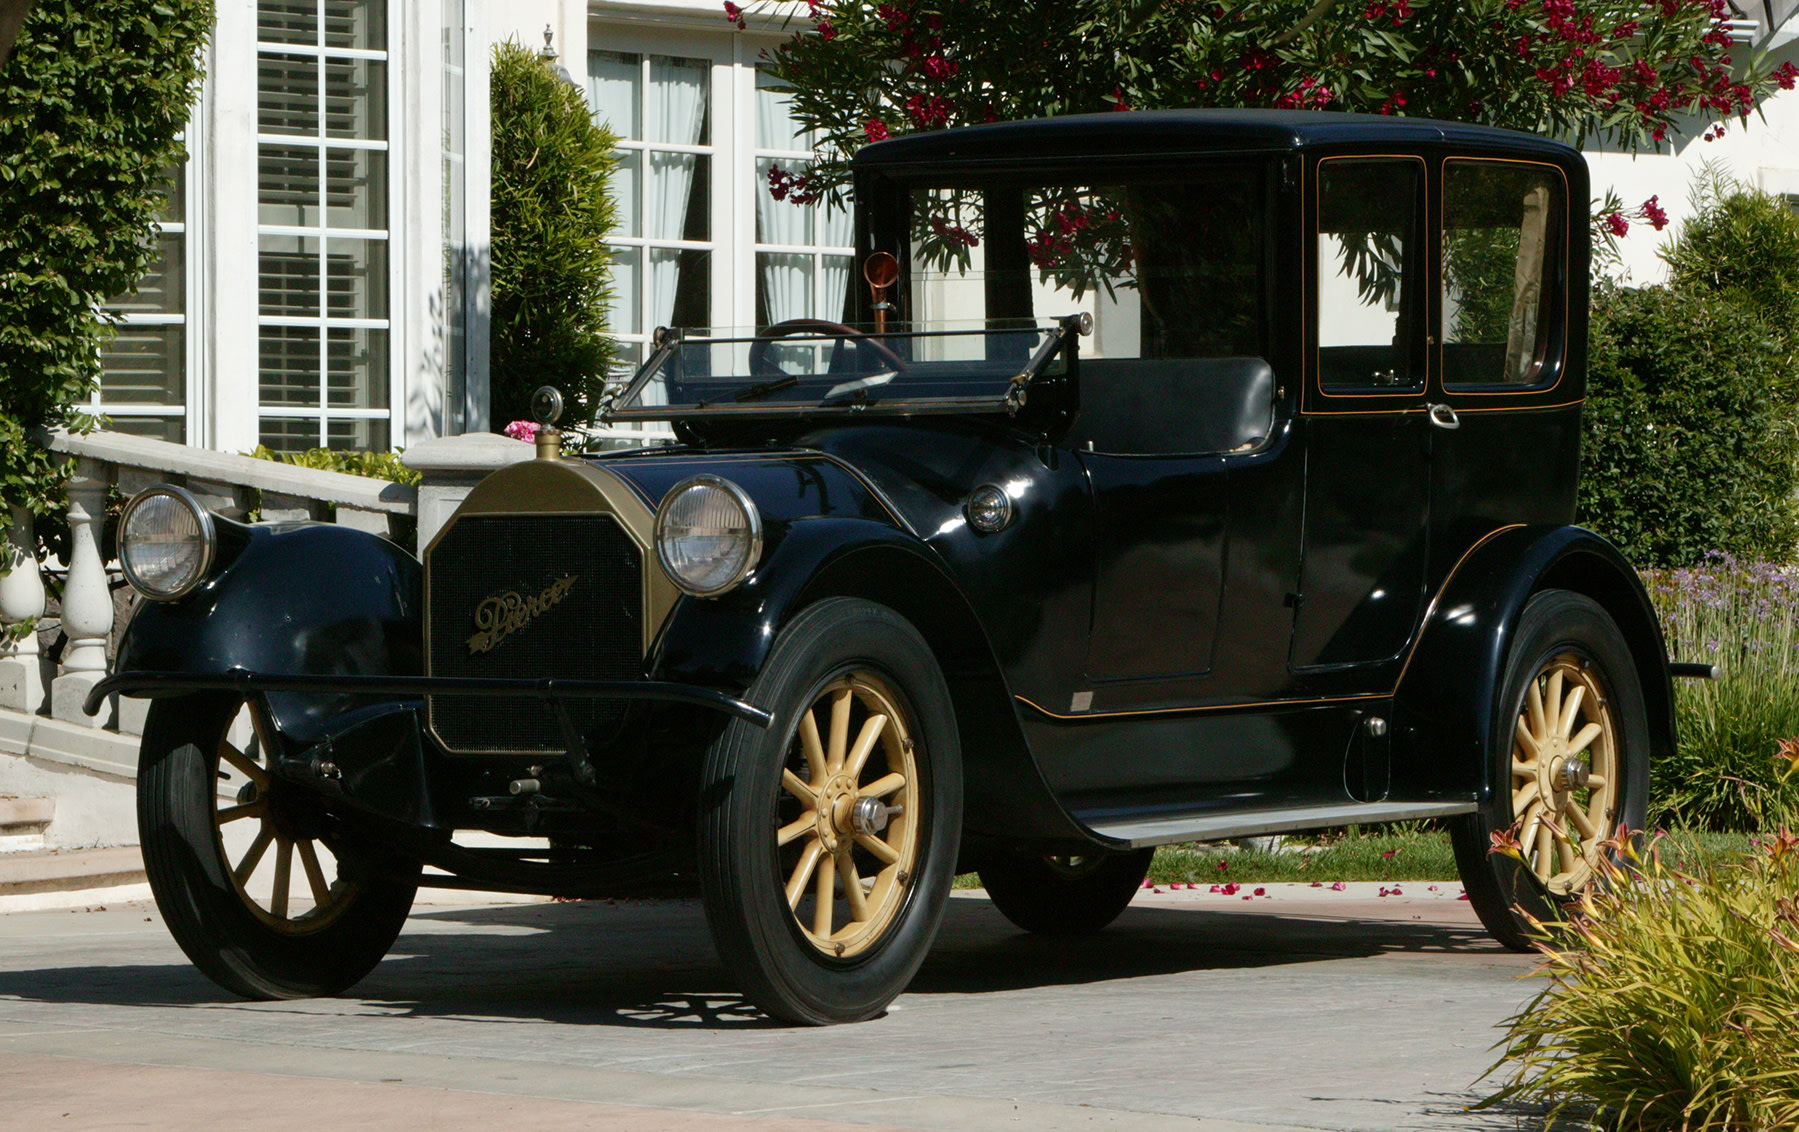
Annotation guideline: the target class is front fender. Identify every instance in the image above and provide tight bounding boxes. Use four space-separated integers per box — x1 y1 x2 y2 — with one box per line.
115 523 421 742
1392 525 1674 802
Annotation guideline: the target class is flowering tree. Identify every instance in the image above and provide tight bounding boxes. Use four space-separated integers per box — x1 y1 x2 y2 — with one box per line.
747 0 1796 210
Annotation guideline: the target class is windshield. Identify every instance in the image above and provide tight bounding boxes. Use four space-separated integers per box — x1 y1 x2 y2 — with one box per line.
606 322 1070 419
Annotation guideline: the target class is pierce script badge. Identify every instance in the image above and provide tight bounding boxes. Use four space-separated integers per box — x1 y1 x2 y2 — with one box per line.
466 575 579 654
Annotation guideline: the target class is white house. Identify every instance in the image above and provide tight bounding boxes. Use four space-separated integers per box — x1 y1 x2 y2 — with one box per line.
80 0 1799 453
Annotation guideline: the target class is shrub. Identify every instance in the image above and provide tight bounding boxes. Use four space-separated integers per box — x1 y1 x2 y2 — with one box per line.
1577 284 1799 568
0 1 211 521
1479 831 1799 1130
1662 179 1799 336
489 39 619 430
248 445 421 487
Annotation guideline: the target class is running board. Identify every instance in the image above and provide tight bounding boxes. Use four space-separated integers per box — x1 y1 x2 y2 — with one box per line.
1082 800 1480 849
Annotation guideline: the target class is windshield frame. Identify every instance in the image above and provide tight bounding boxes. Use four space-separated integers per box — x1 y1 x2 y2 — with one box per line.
600 317 1085 423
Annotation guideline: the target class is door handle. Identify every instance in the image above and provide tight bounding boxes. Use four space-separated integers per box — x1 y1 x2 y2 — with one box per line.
1427 402 1460 430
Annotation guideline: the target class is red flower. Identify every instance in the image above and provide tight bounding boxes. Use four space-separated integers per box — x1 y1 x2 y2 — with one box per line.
1777 62 1799 91
1604 211 1630 238
1640 194 1669 231
875 2 908 30
1110 86 1131 111
1253 887 1267 896
722 0 746 28
863 118 889 141
1381 848 1399 859
1220 882 1240 895
1216 859 1229 872
920 54 958 80
817 20 835 40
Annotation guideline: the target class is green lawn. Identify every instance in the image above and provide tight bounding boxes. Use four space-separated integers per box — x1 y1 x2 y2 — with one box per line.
955 827 1763 888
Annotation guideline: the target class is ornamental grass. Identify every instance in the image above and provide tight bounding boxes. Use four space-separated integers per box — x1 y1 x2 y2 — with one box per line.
1478 829 1799 1130
1641 557 1799 831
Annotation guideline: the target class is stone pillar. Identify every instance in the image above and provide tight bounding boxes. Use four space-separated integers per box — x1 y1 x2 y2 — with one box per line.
401 432 534 550
0 505 47 714
51 461 114 727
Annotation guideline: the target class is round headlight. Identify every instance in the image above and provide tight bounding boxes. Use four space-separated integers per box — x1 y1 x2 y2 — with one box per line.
119 485 216 600
655 475 762 597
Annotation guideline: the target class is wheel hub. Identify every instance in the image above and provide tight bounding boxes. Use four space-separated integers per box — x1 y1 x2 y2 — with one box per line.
815 773 858 853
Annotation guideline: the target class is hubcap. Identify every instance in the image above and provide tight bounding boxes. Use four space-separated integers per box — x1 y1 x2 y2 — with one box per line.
1509 654 1619 896
212 700 356 934
775 672 920 958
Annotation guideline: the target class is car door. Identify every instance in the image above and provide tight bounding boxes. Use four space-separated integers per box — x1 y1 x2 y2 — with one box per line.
1291 155 1433 676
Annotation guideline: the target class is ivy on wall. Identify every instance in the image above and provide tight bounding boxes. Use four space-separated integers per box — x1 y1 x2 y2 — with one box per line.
0 0 211 524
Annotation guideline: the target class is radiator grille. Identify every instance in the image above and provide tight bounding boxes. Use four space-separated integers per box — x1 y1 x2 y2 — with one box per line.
426 514 643 753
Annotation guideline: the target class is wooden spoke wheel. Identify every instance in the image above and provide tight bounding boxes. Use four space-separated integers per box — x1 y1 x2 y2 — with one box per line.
212 703 358 934
1452 590 1648 952
138 694 419 999
776 673 920 958
700 598 962 1025
1508 654 1619 896
979 847 1154 936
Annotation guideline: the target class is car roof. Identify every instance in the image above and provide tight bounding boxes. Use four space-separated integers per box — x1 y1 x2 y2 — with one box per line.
853 109 1581 170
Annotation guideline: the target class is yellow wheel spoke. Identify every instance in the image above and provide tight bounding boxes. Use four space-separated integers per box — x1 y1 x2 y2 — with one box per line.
813 853 836 939
218 743 268 788
841 855 871 923
777 814 816 846
798 710 828 784
859 772 906 800
234 826 275 885
856 833 900 866
1513 779 1539 815
217 801 266 824
1544 669 1564 737
1514 719 1540 760
785 841 825 909
1559 684 1586 740
297 839 331 907
827 688 853 773
843 714 889 780
1565 801 1598 839
1518 803 1544 861
1525 678 1547 742
782 768 816 805
270 837 293 919
1534 821 1554 878
1567 722 1603 757
1584 773 1607 789
1556 825 1579 874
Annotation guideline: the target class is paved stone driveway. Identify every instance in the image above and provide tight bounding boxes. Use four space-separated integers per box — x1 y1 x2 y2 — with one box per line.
0 887 1550 1131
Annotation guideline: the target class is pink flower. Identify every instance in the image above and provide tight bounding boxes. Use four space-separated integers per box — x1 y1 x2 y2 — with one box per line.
1330 881 1347 892
816 19 835 40
863 118 889 142
503 420 539 442
920 54 958 80
1427 884 1440 892
1640 194 1669 230
1604 212 1630 238
1220 882 1240 895
1217 859 1229 872
1310 881 1323 888
1381 849 1398 859
723 0 745 27
1253 887 1266 897
1778 61 1799 91
1456 891 1470 901
1140 878 1154 889
1209 884 1223 893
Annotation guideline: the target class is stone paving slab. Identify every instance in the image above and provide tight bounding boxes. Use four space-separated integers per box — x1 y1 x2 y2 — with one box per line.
0 887 1548 1131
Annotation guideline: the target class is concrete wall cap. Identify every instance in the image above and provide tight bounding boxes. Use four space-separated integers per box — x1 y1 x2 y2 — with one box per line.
400 432 535 473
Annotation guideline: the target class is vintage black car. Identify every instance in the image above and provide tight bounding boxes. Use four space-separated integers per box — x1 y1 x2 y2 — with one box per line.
102 109 1686 1025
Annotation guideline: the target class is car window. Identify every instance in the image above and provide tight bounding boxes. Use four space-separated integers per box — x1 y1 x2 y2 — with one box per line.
904 164 1270 361
1442 161 1564 388
1315 158 1423 393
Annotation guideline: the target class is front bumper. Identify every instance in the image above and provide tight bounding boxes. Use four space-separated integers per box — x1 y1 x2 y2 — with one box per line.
86 668 773 729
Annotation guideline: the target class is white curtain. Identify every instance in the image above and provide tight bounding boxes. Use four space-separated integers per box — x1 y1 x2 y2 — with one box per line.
647 59 707 329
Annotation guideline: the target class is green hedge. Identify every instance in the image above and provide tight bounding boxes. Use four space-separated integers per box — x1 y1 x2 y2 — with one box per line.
489 40 619 430
1577 185 1799 569
0 1 211 520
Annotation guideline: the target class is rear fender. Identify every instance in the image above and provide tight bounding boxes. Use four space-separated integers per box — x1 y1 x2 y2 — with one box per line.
653 519 1091 844
1392 525 1674 802
115 523 421 744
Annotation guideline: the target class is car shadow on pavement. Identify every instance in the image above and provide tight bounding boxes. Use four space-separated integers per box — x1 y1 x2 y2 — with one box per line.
0 891 1513 1030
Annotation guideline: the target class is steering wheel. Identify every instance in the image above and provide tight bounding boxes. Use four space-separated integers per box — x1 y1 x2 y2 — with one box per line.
747 319 910 380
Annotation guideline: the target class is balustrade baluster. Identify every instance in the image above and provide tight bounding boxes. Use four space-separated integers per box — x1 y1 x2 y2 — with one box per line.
0 505 47 714
50 460 115 727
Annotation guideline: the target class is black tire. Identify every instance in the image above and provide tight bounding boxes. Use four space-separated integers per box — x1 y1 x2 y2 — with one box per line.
979 848 1155 936
699 598 963 1025
138 694 420 998
1451 590 1649 951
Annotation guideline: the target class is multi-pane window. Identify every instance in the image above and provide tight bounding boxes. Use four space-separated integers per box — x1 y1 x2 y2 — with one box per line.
1441 161 1563 388
588 51 713 376
753 72 852 330
98 164 189 442
256 0 392 453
